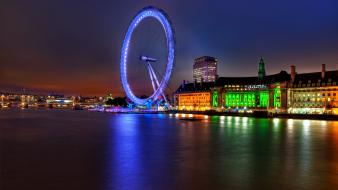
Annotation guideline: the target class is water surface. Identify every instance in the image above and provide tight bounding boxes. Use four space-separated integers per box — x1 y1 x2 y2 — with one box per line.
1 109 338 190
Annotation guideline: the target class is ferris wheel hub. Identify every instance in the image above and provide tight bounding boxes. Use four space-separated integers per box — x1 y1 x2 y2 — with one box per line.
140 55 157 63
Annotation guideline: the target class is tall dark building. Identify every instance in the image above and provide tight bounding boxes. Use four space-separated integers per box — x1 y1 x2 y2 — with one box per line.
258 57 266 80
193 56 218 83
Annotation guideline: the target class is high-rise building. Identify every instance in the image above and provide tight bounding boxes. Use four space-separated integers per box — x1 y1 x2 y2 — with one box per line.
193 56 218 83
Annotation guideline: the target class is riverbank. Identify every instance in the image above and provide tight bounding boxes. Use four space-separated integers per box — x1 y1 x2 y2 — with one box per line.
92 109 338 121
3 107 338 121
173 110 338 121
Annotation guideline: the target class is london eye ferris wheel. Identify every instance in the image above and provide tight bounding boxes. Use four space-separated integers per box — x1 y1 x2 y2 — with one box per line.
120 6 175 108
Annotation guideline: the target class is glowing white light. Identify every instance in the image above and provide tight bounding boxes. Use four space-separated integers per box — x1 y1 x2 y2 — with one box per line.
303 120 311 135
303 120 310 127
188 114 193 118
181 114 186 118
287 119 294 126
321 121 327 127
204 115 209 119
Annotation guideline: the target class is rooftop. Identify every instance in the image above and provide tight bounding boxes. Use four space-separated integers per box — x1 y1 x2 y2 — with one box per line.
216 70 290 86
292 70 338 87
194 56 218 62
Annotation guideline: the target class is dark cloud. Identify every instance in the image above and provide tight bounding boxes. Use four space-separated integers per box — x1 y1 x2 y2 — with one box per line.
0 0 338 95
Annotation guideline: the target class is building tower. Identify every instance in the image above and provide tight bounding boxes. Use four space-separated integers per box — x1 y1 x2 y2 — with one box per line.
193 56 218 83
258 57 266 80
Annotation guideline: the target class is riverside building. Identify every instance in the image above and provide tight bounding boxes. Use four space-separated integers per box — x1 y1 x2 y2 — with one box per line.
175 58 338 115
287 64 338 114
174 81 214 111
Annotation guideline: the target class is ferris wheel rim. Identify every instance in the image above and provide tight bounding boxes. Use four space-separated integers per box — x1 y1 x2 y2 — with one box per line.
120 6 175 106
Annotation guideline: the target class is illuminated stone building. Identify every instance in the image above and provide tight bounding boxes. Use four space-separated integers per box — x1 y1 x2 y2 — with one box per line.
193 56 218 83
177 57 288 112
210 57 289 112
175 81 214 111
287 64 338 114
176 58 338 115
212 70 289 113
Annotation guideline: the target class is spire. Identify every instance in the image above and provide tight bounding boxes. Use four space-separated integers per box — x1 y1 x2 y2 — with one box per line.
258 56 266 80
260 56 264 62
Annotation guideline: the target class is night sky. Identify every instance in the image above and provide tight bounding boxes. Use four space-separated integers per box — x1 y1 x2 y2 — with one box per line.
1 0 338 96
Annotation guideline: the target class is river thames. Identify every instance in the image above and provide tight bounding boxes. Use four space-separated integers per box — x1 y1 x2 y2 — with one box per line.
1 109 338 190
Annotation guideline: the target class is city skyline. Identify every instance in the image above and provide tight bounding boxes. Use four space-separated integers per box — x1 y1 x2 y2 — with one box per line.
2 3 338 190
1 1 338 96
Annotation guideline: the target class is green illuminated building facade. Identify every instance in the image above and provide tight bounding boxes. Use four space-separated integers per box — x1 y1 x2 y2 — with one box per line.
207 57 288 112
211 70 289 112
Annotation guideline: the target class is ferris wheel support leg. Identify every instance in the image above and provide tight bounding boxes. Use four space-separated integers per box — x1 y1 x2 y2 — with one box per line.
148 63 169 105
128 103 134 110
146 102 152 110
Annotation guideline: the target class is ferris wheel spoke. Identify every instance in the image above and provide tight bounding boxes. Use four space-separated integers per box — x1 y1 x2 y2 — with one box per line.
148 63 160 87
148 63 169 104
146 63 157 93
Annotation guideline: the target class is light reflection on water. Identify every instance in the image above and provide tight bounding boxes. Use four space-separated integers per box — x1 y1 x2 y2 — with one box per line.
2 110 338 190
105 113 338 190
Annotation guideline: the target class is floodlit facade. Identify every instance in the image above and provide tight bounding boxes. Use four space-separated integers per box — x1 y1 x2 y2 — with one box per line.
210 58 288 113
175 81 214 111
177 92 211 111
193 56 218 83
287 64 338 114
175 58 338 115
211 70 288 113
177 57 287 112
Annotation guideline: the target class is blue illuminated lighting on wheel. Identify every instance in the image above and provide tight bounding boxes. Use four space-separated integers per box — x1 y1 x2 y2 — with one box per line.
120 6 175 106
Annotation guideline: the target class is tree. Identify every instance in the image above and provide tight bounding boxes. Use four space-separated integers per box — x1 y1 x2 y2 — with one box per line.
105 97 128 107
105 98 115 106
